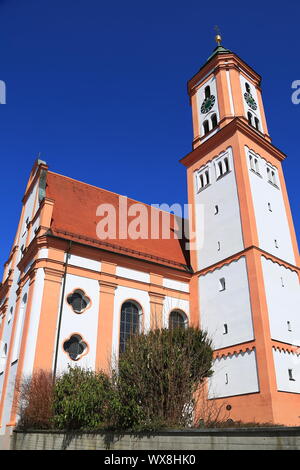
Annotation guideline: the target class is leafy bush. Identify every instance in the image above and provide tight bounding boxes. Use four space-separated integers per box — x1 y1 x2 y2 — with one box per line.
16 327 214 432
53 366 112 430
17 370 54 430
112 327 213 432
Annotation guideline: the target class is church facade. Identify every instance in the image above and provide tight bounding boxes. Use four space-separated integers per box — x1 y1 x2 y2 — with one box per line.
0 41 299 433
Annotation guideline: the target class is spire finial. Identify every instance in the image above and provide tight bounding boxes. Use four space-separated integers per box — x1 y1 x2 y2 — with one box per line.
214 25 222 46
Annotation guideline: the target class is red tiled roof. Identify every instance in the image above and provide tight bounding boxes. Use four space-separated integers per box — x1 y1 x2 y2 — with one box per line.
46 172 190 269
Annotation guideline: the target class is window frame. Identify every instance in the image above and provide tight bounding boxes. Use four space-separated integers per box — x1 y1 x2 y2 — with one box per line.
119 300 143 354
169 309 188 330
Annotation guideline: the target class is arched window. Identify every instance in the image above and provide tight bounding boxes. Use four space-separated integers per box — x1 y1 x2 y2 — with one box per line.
119 301 141 353
203 120 209 135
205 85 211 99
247 111 253 126
7 307 13 324
211 113 218 129
224 157 229 173
67 289 90 314
254 117 260 130
200 174 204 188
205 170 210 185
245 82 251 93
249 155 254 170
169 310 188 330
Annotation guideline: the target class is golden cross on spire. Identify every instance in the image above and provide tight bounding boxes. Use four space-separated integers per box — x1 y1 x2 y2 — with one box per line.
214 25 222 46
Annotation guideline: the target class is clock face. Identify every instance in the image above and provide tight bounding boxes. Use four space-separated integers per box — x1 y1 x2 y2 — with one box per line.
201 95 216 114
244 92 257 110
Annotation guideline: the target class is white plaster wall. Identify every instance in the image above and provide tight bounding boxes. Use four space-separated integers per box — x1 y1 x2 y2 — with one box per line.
111 286 151 366
67 254 101 272
194 147 244 270
0 258 21 432
116 266 150 284
0 180 39 433
199 257 254 349
208 350 259 398
11 280 30 364
163 278 189 293
55 274 100 374
261 257 300 345
162 296 190 329
37 248 48 259
246 147 295 265
196 75 220 137
273 349 300 393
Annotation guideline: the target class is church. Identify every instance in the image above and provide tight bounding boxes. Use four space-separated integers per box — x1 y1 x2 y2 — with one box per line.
0 36 300 433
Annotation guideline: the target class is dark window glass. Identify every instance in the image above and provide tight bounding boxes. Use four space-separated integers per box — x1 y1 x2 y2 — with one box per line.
203 120 209 135
247 111 253 126
169 310 187 329
67 291 89 313
245 82 251 93
205 86 211 99
224 157 229 173
63 335 87 361
211 114 218 129
119 301 140 353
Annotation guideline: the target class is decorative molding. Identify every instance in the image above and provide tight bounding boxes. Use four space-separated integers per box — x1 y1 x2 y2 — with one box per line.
214 346 256 359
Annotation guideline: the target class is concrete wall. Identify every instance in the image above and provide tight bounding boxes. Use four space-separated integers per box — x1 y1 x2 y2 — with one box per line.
8 428 300 450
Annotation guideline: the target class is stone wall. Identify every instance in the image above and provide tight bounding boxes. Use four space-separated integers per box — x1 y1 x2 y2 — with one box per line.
8 427 300 450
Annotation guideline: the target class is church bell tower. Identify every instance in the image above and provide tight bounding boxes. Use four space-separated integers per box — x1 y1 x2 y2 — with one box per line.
181 35 300 425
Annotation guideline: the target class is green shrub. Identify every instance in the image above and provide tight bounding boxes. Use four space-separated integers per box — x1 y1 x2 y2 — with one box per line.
112 327 213 432
53 366 112 430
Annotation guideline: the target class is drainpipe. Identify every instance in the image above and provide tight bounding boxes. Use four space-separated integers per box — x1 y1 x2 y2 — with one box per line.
53 240 72 382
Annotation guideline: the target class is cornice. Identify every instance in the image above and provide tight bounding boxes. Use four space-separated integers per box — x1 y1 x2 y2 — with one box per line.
214 345 256 359
180 117 286 168
192 246 299 278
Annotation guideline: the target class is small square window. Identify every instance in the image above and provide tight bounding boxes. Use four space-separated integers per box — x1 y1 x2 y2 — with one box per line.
223 323 228 334
219 278 226 291
214 205 219 215
288 369 295 381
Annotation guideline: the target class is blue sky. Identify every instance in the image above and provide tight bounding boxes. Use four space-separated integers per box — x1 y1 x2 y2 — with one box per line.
0 0 299 269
